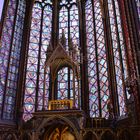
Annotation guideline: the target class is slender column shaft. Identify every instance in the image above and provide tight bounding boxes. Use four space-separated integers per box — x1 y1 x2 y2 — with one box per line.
43 65 47 110
73 69 76 108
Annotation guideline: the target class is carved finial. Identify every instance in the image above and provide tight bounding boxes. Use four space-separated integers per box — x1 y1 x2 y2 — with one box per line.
125 77 132 95
46 39 53 60
48 39 53 52
107 99 114 119
75 44 80 61
69 36 74 51
60 29 66 47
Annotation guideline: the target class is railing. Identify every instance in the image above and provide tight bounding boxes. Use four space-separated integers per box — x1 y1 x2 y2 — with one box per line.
86 117 106 128
48 99 73 110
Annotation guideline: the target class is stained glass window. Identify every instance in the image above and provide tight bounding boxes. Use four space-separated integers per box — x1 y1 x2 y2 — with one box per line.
107 0 128 116
23 0 52 121
86 0 128 118
0 0 26 120
59 0 79 52
0 0 134 122
57 67 69 100
58 0 80 107
59 6 68 49
57 67 79 107
86 0 109 118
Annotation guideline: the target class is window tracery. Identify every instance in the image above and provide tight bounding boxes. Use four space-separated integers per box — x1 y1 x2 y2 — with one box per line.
58 0 80 105
86 0 109 118
0 0 132 121
23 0 52 121
107 0 128 116
86 0 128 118
0 0 26 120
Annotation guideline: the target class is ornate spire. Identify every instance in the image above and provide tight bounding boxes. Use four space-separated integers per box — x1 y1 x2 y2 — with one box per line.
46 39 53 60
60 29 66 47
69 36 74 51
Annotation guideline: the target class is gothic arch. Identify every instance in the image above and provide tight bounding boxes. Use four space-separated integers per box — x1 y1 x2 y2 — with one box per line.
83 131 98 140
37 115 81 140
118 129 133 140
101 130 115 140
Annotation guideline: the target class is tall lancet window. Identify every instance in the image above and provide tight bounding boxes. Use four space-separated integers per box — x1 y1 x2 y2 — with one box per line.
23 0 52 121
58 0 80 107
59 0 79 48
86 0 128 118
0 0 26 120
86 0 110 118
107 0 128 116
